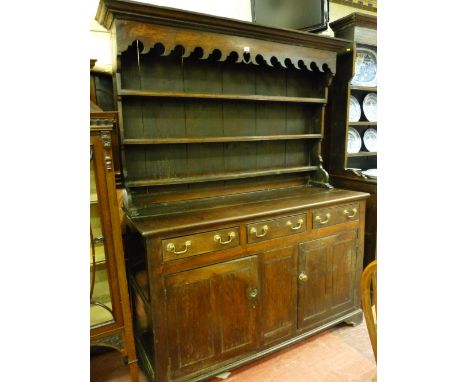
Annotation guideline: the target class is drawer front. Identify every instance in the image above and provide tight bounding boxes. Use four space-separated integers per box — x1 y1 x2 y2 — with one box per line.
247 213 306 243
312 203 359 229
162 227 240 262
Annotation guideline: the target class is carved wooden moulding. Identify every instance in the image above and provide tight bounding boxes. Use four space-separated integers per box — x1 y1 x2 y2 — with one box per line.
116 21 337 74
90 117 115 128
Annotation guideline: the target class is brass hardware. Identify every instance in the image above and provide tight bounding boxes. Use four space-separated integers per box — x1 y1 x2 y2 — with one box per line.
105 155 113 171
315 213 330 225
101 133 112 147
214 231 236 244
298 272 308 282
166 240 191 255
248 288 258 299
343 208 358 218
286 218 304 231
250 225 269 238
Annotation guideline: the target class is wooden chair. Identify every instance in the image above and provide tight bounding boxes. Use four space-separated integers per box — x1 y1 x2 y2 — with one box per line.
361 259 377 362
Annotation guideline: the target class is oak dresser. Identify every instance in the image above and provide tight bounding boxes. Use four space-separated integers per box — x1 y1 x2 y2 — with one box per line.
96 1 369 381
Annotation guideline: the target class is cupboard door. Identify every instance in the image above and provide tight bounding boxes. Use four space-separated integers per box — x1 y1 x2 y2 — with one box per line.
165 256 259 379
259 246 297 345
298 230 358 330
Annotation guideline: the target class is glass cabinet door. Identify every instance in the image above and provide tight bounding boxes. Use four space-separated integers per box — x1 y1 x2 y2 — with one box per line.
90 146 114 328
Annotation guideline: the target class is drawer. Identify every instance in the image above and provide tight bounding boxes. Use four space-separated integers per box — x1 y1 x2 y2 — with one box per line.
247 213 306 243
162 227 240 262
312 203 359 229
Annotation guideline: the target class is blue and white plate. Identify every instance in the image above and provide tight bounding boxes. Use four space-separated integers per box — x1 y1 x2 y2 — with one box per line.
363 128 377 152
363 93 377 122
351 48 377 87
347 127 362 154
349 95 361 122
362 168 377 179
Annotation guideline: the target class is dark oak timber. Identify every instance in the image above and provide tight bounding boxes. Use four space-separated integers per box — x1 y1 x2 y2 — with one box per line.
125 166 319 188
348 122 377 127
119 89 328 104
96 1 368 381
350 85 377 92
347 151 377 157
123 134 322 144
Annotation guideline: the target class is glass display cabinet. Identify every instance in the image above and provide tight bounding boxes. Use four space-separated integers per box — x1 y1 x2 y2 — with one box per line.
90 113 138 382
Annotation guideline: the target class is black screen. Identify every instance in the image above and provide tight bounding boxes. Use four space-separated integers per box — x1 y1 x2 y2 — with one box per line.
252 0 329 32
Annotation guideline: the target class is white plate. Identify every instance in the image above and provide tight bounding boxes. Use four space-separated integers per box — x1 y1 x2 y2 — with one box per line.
363 93 377 122
363 128 377 152
351 48 377 87
349 95 361 122
347 127 362 154
362 168 377 179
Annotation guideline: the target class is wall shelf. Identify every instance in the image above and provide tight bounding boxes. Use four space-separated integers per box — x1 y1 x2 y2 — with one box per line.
119 89 327 104
348 122 377 127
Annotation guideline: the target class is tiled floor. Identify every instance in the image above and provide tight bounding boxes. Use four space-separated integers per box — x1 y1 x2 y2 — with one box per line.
91 321 376 382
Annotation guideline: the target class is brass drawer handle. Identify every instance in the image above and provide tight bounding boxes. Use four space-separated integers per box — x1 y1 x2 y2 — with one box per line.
298 272 308 282
286 218 304 231
250 225 269 238
315 213 331 225
343 208 358 218
166 240 191 255
214 231 236 245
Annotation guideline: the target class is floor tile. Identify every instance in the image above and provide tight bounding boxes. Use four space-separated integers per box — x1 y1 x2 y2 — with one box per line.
91 321 376 382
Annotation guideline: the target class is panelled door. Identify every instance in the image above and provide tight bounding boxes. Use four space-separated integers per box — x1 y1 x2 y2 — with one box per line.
165 256 259 380
297 230 358 330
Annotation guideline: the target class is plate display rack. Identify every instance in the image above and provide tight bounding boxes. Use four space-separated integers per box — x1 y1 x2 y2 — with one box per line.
324 12 377 266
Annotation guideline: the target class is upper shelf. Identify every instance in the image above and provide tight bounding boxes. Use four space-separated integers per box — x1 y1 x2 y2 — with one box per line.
119 90 327 104
123 134 322 145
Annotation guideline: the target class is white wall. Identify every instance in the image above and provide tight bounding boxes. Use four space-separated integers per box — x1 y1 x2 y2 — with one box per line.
129 0 252 20
90 0 252 73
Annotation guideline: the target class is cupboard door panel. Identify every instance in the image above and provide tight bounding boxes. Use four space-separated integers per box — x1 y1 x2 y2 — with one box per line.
260 246 297 345
165 256 258 379
329 230 357 314
298 239 329 330
166 277 217 375
298 229 358 330
217 259 258 354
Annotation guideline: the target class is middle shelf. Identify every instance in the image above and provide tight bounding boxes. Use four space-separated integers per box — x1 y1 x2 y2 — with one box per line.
123 134 322 145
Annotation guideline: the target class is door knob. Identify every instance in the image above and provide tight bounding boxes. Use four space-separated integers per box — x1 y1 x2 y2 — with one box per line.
248 288 258 299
